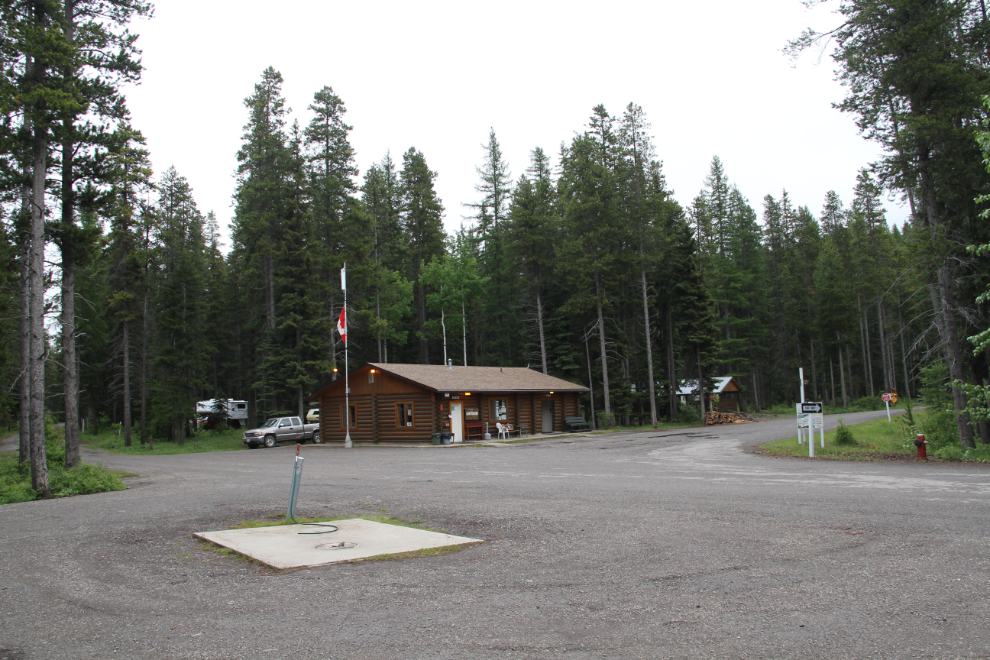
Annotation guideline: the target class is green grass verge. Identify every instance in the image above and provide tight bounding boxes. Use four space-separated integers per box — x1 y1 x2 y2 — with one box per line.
758 415 914 460
758 410 990 462
229 513 429 530
0 451 129 504
82 427 248 455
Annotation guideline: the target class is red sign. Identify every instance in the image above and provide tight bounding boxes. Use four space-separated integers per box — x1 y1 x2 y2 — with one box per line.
881 393 892 402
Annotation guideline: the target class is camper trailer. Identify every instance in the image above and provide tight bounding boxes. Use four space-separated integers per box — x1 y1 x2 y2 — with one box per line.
195 399 249 429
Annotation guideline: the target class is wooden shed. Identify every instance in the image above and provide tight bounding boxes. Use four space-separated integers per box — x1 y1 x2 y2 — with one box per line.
310 363 590 444
676 376 746 412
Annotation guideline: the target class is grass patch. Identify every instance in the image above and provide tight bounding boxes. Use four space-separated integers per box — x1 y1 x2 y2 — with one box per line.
229 513 430 530
83 427 248 455
757 410 990 462
759 413 918 460
358 542 482 562
1 443 128 505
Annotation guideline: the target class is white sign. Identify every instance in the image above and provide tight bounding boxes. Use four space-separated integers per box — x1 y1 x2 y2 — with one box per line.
813 413 824 429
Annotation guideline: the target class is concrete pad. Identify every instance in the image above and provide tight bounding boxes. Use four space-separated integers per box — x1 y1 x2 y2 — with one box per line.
195 518 482 569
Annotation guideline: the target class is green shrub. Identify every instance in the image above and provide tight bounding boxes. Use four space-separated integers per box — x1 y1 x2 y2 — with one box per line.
0 429 127 504
0 472 38 504
677 403 701 423
935 445 965 461
49 463 126 498
834 420 857 446
596 411 615 429
849 396 883 411
935 444 990 462
919 363 959 450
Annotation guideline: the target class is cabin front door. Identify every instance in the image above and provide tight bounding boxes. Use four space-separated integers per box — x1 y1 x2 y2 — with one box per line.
450 402 463 443
541 401 554 433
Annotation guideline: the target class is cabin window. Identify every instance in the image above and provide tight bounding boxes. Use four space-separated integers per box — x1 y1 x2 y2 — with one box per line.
490 399 507 421
396 403 414 427
368 372 374 383
339 405 357 429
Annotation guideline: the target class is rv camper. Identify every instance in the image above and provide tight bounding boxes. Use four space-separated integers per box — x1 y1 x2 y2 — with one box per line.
195 399 249 429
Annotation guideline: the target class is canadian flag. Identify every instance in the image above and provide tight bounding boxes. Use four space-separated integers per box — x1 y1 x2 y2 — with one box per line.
337 306 347 344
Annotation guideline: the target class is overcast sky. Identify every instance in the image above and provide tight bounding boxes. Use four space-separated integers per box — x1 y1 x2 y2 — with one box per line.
125 0 905 250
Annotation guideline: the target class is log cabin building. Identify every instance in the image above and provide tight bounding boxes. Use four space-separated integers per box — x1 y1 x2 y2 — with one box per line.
676 376 746 412
311 363 590 444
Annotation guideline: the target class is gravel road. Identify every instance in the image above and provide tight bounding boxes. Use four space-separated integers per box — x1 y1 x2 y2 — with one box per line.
2 409 989 660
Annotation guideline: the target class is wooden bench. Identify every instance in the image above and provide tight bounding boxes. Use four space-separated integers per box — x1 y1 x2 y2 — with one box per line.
565 416 590 431
465 422 485 441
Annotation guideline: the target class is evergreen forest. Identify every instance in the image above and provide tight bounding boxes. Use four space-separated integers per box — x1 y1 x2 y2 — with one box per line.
3 0 990 497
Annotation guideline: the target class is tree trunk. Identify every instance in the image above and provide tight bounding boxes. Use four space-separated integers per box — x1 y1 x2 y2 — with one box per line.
60 0 80 468
122 318 131 446
595 275 610 417
937 263 975 447
666 301 677 422
829 356 836 407
18 164 32 465
810 335 818 401
536 283 547 375
898 299 911 400
919 149 975 447
838 333 848 409
639 264 657 426
584 327 596 430
376 285 382 362
846 345 855 400
30 121 50 497
141 264 148 445
419 283 429 364
62 259 79 467
697 347 705 420
860 298 874 397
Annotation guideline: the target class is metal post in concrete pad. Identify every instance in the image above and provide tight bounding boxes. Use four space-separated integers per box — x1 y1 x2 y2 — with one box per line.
286 444 338 535
287 444 304 521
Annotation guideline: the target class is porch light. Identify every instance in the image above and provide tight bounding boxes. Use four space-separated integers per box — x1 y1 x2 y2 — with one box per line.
464 392 471 396
370 369 376 373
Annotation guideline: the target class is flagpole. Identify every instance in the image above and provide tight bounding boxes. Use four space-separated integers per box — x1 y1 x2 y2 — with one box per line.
342 264 352 448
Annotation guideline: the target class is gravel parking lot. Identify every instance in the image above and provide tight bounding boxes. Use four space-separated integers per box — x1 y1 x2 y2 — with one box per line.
2 409 989 660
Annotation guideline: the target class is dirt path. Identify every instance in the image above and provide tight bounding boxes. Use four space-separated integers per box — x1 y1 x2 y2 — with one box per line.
0 431 17 453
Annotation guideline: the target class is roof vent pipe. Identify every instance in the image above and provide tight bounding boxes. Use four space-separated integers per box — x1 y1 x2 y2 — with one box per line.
448 359 453 370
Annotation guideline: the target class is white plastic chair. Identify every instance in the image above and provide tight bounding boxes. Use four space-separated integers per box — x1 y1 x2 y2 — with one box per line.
496 423 508 439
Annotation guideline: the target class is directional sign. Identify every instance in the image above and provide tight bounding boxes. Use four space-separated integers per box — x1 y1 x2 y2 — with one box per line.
881 393 892 402
801 402 823 414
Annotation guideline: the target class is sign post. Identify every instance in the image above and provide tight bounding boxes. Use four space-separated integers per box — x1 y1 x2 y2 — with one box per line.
800 402 823 457
881 392 892 422
341 265 351 448
796 403 805 444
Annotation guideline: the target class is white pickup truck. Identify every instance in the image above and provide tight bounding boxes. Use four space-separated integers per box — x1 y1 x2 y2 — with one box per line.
243 416 320 448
